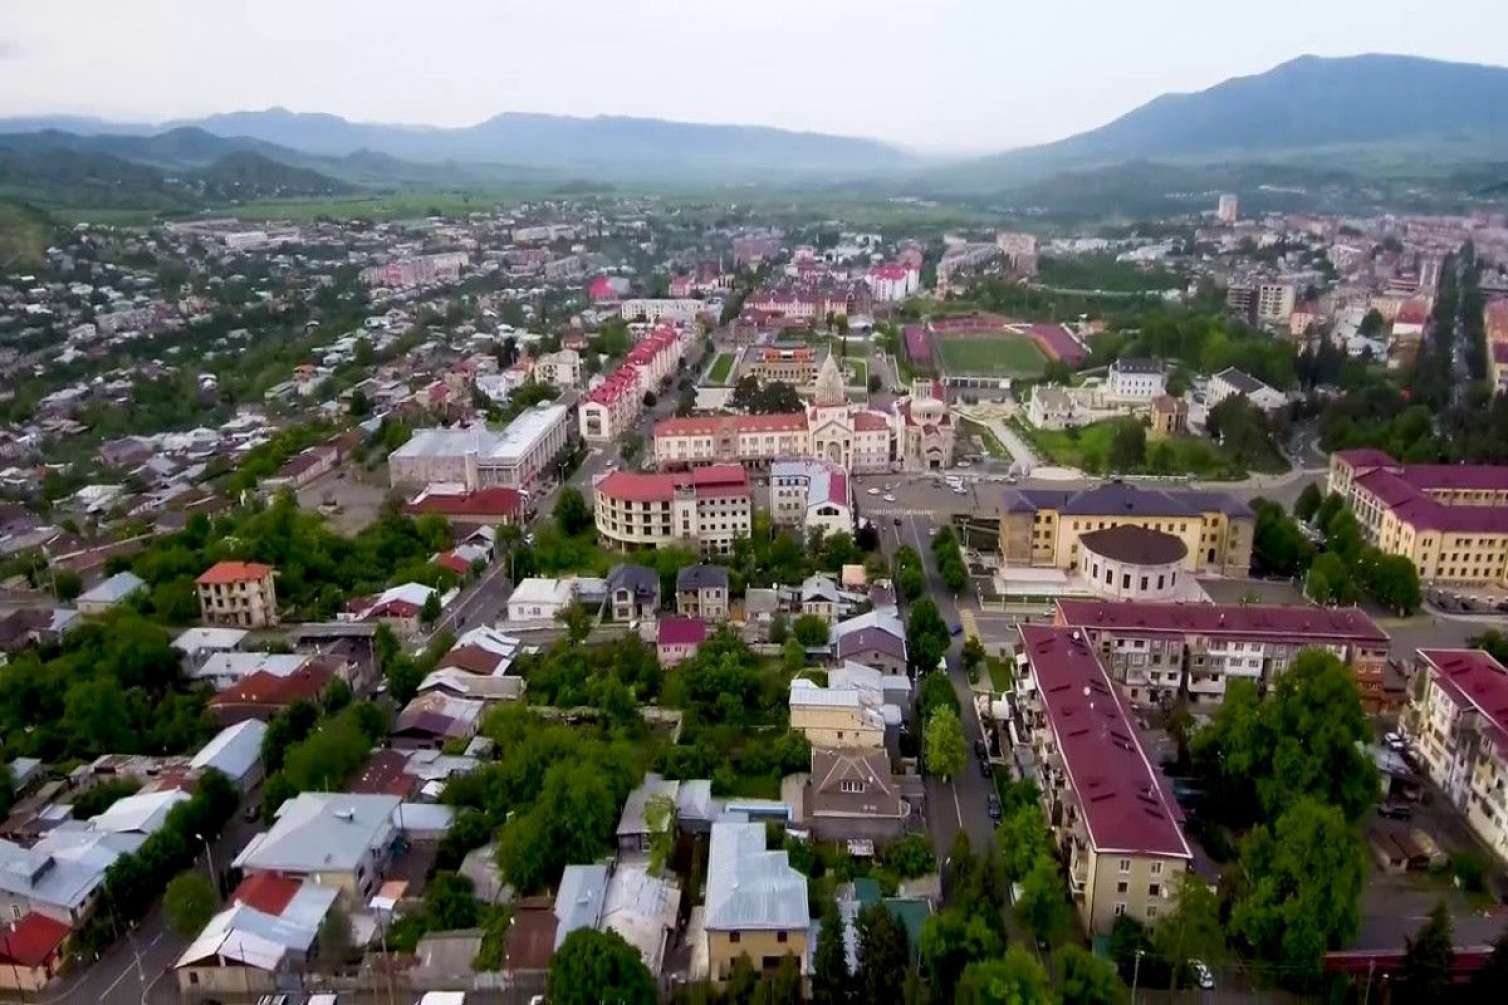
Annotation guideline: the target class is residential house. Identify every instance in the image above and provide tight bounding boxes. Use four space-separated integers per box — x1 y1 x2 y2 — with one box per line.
606 563 660 623
832 609 908 675
188 720 269 791
75 571 146 615
616 773 681 856
703 820 809 982
171 627 249 673
391 693 484 749
676 565 729 620
232 793 402 903
207 659 337 726
1206 367 1287 413
797 748 909 843
195 561 279 628
657 617 708 667
506 577 576 623
789 679 885 750
799 574 864 625
0 913 70 992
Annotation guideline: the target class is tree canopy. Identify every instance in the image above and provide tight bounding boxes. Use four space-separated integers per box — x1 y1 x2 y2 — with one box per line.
546 928 657 1005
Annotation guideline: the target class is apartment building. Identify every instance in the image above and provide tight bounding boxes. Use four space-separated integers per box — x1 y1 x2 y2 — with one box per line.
654 413 810 469
997 482 1253 577
618 299 705 324
1013 625 1193 934
593 465 752 556
1052 599 1390 709
195 561 279 629
533 349 582 389
1328 449 1508 587
768 459 853 537
1402 649 1508 867
579 366 642 444
1256 283 1297 324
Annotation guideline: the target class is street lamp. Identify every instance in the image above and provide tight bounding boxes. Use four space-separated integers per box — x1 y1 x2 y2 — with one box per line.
195 832 217 894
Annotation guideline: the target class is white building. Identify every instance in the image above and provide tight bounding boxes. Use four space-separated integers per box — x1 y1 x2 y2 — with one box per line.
1206 367 1287 414
1256 283 1296 325
506 578 577 623
533 349 582 389
1217 193 1239 224
1106 358 1166 402
618 299 704 324
389 403 571 492
768 459 854 537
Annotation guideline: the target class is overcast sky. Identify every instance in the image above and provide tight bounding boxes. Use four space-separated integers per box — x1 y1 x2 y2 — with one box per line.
2 0 1504 153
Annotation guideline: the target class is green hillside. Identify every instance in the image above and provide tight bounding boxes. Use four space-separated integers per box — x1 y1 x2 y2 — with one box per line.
0 198 52 269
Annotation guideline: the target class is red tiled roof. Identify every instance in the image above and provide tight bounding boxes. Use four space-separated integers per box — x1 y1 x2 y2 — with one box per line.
1054 600 1387 644
597 465 750 504
404 486 521 518
209 663 334 709
658 616 708 646
853 411 889 432
1019 625 1190 859
196 560 273 586
439 644 506 675
1417 649 1508 756
1333 448 1398 469
231 873 301 915
1354 468 1508 534
0 913 70 968
435 553 472 576
348 748 418 798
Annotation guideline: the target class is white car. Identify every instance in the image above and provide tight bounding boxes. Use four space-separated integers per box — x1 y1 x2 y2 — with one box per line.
953 486 968 495
867 487 881 496
1384 731 1405 751
1188 960 1215 990
883 493 896 503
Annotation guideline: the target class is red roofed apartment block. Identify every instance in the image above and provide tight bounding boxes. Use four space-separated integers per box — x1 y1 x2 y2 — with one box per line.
195 561 279 629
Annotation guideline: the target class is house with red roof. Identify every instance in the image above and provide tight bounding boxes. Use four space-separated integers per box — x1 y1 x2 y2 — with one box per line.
195 560 278 628
208 659 337 726
0 912 70 992
657 617 708 667
1404 649 1508 867
403 484 524 526
1013 625 1192 935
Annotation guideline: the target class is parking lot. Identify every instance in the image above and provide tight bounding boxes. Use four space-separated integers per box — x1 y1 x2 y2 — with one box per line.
296 463 392 534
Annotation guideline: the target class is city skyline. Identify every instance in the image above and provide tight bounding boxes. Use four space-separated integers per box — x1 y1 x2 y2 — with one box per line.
3 0 1506 153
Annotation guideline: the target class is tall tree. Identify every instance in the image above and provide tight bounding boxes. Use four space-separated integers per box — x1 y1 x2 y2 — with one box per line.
1398 902 1455 1002
956 947 1054 1005
1058 945 1128 1005
811 900 852 1005
1016 854 1071 946
554 486 593 536
856 903 910 1005
546 929 657 1005
1152 872 1225 990
924 706 967 780
163 871 218 938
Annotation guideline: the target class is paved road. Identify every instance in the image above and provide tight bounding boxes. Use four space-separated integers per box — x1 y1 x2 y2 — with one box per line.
878 511 997 859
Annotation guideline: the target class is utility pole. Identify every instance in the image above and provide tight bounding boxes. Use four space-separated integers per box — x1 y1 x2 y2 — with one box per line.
1131 949 1144 1005
1362 958 1375 1005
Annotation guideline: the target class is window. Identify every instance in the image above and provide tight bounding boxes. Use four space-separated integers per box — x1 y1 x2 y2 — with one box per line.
840 780 865 794
1113 903 1127 917
1146 905 1159 919
1150 861 1163 875
777 931 788 943
1116 881 1128 894
1148 883 1161 898
1118 858 1131 873
729 932 741 944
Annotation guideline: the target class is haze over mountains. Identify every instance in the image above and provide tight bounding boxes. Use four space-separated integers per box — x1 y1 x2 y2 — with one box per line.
2 54 1507 200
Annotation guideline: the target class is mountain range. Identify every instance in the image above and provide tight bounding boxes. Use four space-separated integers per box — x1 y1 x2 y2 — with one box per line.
2 53 1507 208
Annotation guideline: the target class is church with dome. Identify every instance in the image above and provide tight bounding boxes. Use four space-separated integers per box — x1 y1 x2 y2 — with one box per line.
653 351 955 473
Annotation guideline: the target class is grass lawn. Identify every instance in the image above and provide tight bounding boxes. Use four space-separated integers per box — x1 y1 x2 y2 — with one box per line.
958 419 1010 459
1015 418 1284 479
707 352 735 384
986 657 1013 693
936 334 1047 378
845 358 868 387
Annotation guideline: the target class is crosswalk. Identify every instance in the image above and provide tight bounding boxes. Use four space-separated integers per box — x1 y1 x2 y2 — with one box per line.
866 507 934 517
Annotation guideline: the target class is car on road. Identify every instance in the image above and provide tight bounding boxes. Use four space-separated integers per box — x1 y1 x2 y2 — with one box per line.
1188 960 1215 990
1378 802 1413 820
867 486 880 496
949 622 963 636
986 794 1002 823
1384 731 1405 751
953 486 968 495
883 493 896 502
978 759 993 778
974 739 988 760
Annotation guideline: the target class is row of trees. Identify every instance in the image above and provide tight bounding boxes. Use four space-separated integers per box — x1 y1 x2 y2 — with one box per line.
931 526 969 594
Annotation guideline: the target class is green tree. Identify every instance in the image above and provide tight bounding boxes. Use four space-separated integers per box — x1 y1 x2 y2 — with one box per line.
917 672 960 722
163 871 218 938
996 803 1052 883
54 568 83 601
1470 629 1508 665
425 871 481 929
856 903 910 1005
554 486 593 536
1398 902 1454 1002
961 636 986 674
811 900 852 1005
1250 498 1315 578
556 601 594 644
1152 872 1225 990
1294 483 1323 522
793 613 830 648
546 928 657 1005
925 706 967 779
768 611 789 644
1109 419 1147 471
318 904 354 962
1016 854 1071 946
1365 552 1421 615
755 953 804 1005
782 636 805 673
1058 945 1127 1005
881 834 937 880
907 596 950 674
919 908 1002 1002
1229 798 1367 979
420 591 442 627
956 948 1054 1005
644 793 675 876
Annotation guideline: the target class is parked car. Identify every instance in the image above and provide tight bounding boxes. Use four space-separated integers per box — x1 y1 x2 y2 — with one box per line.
978 759 994 778
987 794 1002 823
1384 731 1406 751
1378 802 1413 820
974 739 988 760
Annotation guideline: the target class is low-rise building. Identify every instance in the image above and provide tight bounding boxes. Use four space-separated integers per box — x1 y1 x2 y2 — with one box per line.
1013 625 1192 934
232 793 402 903
798 748 909 844
533 349 582 389
506 577 576 623
195 561 279 628
789 679 886 749
1147 395 1188 440
676 565 730 620
1206 367 1287 414
174 875 340 1001
1402 649 1508 867
75 571 146 615
657 617 708 667
606 563 660 622
703 820 808 982
1106 358 1166 401
389 404 572 493
769 460 853 537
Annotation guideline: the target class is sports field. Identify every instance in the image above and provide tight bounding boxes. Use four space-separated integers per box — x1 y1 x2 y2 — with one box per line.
935 334 1048 378
706 353 735 384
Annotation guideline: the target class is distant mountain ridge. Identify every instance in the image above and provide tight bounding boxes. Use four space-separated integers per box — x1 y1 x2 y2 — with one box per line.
923 53 1508 192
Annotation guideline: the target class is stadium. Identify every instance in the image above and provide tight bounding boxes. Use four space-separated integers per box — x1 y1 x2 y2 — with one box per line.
903 312 1088 389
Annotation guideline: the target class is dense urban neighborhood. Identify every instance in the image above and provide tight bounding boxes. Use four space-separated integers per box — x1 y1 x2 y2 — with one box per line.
7 81 1508 1005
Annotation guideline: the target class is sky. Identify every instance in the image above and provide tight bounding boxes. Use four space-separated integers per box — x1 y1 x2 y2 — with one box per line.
2 0 1506 154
